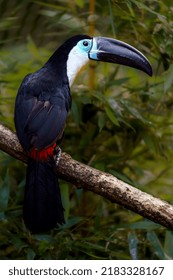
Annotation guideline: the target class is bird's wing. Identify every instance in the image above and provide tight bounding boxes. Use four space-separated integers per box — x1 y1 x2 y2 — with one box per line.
15 74 71 150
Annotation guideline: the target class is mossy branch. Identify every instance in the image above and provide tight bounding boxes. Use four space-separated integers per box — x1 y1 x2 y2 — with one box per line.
0 123 173 230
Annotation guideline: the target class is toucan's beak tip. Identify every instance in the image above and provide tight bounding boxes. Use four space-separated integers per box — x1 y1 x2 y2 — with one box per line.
147 65 153 77
141 57 153 77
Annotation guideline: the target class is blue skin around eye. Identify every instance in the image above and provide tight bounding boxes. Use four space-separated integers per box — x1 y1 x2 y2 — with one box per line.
77 38 98 60
88 38 98 60
77 39 92 54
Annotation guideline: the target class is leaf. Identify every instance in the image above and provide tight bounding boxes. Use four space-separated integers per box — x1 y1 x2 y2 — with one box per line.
71 101 81 125
59 217 83 229
164 231 173 259
110 169 135 186
105 106 119 126
60 183 70 221
75 0 84 8
0 171 10 212
131 0 165 17
34 234 55 243
147 231 165 259
92 91 107 103
26 248 36 260
108 77 130 87
128 232 138 260
142 132 158 153
128 220 161 230
164 64 173 92
94 202 103 229
27 36 42 61
124 104 149 124
98 112 106 132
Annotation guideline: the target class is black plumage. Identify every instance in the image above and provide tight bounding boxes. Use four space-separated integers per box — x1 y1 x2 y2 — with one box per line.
24 158 64 233
15 35 91 232
15 64 70 233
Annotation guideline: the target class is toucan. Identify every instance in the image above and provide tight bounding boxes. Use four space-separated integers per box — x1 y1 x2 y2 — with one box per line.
14 34 152 233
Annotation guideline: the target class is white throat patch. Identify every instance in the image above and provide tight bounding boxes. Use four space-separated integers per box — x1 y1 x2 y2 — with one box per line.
67 45 89 86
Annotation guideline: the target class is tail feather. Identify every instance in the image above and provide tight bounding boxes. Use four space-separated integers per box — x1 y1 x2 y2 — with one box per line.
23 157 64 233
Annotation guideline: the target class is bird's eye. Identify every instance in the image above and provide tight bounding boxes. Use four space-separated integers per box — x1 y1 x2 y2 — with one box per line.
78 39 92 53
83 41 89 47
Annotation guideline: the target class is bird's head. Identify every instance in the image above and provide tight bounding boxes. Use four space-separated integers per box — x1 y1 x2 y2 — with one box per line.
49 34 152 85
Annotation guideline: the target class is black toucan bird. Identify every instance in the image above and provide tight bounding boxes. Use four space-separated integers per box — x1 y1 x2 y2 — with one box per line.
14 34 152 233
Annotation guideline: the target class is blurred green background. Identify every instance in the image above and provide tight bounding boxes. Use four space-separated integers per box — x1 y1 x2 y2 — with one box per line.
0 0 173 260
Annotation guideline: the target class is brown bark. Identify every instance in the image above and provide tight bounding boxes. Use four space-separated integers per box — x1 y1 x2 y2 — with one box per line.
0 123 173 230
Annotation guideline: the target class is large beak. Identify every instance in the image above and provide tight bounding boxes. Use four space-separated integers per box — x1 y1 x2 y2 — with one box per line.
89 37 152 76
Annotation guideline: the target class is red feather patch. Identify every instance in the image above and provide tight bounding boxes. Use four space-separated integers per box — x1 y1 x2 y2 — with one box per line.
29 143 56 160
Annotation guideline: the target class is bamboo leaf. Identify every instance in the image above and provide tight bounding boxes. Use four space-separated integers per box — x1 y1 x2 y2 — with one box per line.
128 232 138 260
164 231 173 259
75 0 84 8
0 171 10 212
105 106 119 126
98 112 106 132
164 64 173 92
147 231 165 259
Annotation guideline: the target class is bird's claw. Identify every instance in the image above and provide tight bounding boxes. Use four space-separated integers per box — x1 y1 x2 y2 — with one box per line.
54 146 62 166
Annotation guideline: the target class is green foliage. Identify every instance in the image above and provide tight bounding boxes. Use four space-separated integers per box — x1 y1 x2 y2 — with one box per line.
0 0 173 259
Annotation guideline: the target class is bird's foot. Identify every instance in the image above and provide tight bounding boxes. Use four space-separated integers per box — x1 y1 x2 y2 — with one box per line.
54 146 62 166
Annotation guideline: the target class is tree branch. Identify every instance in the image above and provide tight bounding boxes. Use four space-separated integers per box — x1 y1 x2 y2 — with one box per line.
1 123 173 230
